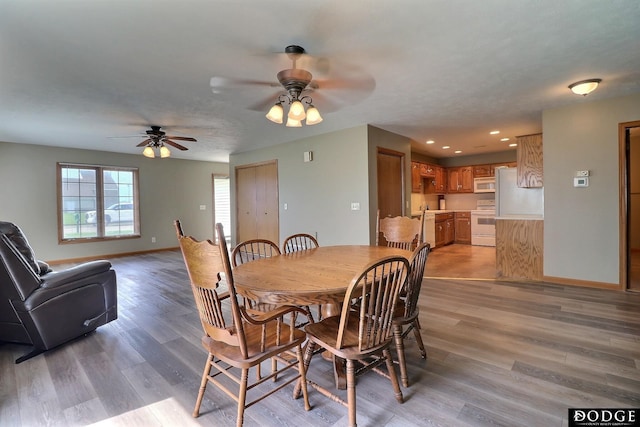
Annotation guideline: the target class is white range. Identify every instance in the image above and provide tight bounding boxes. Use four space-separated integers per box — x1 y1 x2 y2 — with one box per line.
471 199 496 246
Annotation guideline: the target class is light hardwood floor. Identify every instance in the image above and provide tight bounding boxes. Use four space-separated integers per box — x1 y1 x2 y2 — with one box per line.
1 249 639 426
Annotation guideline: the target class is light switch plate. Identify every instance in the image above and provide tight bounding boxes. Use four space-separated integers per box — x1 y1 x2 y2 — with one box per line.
576 170 590 177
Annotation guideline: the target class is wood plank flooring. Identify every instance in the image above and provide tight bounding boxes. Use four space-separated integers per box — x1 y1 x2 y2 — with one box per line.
1 249 639 426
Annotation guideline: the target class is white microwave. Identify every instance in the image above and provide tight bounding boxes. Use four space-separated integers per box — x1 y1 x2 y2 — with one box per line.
474 177 496 193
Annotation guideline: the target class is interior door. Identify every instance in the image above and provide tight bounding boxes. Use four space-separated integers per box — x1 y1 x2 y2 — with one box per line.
235 161 279 245
377 148 405 219
625 124 640 291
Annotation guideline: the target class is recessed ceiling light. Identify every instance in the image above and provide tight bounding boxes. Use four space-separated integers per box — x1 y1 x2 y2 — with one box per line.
442 146 450 149
426 140 435 144
490 130 500 135
500 137 510 142
454 150 462 154
509 143 517 147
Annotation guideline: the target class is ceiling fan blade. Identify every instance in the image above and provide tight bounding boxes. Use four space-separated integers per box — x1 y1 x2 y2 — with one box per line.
164 140 188 151
246 92 284 112
136 139 152 147
210 76 278 93
164 136 197 142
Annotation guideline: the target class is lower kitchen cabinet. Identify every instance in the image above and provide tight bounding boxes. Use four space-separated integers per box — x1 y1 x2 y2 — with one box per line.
435 213 455 247
455 211 471 244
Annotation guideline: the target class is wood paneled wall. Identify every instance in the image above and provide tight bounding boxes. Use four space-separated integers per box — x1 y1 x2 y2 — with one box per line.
496 219 544 280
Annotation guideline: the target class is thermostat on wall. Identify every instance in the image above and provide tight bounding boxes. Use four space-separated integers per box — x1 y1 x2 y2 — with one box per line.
574 176 589 187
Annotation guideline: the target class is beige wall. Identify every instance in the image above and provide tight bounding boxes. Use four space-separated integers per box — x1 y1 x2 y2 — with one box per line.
229 125 414 247
229 126 371 247
0 141 228 261
543 93 640 285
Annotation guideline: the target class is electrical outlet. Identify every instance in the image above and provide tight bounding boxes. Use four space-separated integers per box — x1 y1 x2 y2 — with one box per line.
350 202 360 211
151 237 156 243
576 170 590 177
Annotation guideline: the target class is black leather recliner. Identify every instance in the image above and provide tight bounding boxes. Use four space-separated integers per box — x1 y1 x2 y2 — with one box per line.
0 221 117 363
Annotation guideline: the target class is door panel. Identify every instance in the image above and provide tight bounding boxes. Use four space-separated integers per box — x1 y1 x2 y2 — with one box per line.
377 150 404 219
236 161 279 245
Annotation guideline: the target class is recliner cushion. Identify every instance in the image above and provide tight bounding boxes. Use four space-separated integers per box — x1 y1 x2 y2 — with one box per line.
0 222 40 276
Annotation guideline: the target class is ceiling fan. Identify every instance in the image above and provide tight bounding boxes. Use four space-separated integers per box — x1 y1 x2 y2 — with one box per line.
130 126 197 158
210 45 375 126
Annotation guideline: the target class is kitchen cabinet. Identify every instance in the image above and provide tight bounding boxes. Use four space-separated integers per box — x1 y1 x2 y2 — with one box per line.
424 165 445 194
434 166 446 193
435 213 455 247
496 219 543 280
454 211 471 244
516 134 543 187
411 162 423 193
420 163 436 178
473 164 492 178
447 166 473 193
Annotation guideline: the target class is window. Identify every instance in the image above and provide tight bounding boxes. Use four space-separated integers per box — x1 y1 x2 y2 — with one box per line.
213 175 231 244
58 163 140 242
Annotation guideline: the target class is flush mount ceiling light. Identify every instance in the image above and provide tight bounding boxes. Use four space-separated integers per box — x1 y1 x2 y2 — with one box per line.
568 78 602 96
265 46 323 127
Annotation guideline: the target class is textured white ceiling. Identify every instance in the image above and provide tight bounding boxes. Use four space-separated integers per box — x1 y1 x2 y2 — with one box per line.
1 1 639 162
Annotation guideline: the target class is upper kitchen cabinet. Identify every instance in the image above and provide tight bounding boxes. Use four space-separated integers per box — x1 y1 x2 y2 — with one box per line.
411 161 423 193
419 163 436 178
434 166 446 193
447 166 473 193
475 162 517 177
473 164 492 177
424 165 446 194
516 134 543 187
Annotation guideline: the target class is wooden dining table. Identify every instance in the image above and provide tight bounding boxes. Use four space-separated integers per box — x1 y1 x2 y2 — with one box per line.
232 244 413 389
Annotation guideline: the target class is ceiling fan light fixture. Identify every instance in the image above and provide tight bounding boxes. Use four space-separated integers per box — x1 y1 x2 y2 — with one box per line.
160 145 171 158
142 146 155 158
288 100 306 120
286 117 302 127
305 105 323 125
266 103 284 124
569 78 602 96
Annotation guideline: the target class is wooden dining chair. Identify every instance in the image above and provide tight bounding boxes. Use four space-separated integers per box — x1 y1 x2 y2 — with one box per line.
176 222 310 427
393 242 430 387
376 210 424 251
282 233 322 321
231 237 282 311
232 238 281 267
302 255 410 427
283 233 319 253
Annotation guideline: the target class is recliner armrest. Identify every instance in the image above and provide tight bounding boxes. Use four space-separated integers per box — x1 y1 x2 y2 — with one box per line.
40 260 113 289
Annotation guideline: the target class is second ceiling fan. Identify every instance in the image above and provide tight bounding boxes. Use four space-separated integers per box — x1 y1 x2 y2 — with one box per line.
136 126 197 158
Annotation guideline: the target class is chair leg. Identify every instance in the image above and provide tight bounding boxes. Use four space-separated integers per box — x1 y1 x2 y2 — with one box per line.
294 341 316 399
296 344 311 411
272 357 278 382
393 325 409 387
412 321 427 359
237 368 249 427
193 353 214 417
383 348 404 404
346 359 357 427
